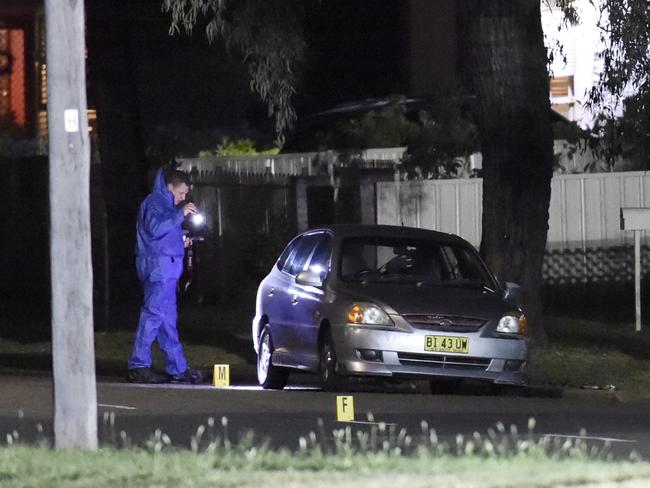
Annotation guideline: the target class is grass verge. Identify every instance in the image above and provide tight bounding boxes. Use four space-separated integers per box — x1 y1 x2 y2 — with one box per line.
2 423 650 488
0 331 245 371
528 316 650 398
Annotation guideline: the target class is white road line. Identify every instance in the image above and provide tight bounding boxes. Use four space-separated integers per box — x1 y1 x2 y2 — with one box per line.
543 433 637 443
98 403 137 411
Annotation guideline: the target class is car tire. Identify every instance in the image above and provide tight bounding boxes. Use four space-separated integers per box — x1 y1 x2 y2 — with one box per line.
429 378 461 394
257 326 289 390
319 330 339 392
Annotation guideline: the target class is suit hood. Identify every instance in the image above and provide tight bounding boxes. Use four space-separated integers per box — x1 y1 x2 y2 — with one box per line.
153 168 174 207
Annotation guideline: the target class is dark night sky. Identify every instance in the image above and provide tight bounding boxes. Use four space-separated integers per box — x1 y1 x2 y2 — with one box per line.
1 0 454 143
114 0 436 137
84 0 454 147
298 0 409 114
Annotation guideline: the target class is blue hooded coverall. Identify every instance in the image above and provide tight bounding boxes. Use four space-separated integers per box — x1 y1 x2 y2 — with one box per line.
128 168 188 375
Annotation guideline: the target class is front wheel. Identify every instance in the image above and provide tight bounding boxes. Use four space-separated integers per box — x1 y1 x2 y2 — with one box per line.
319 330 340 391
257 327 289 390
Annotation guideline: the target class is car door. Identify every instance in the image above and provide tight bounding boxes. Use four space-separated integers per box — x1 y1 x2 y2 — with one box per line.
273 233 321 361
286 232 332 369
261 236 300 353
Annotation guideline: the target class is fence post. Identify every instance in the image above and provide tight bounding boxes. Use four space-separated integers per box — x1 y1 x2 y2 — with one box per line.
620 207 650 332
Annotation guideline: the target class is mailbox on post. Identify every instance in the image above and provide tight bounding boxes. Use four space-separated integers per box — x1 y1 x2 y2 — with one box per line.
620 208 650 231
620 208 650 332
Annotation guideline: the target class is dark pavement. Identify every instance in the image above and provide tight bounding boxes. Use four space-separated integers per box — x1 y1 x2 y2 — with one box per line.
1 370 649 459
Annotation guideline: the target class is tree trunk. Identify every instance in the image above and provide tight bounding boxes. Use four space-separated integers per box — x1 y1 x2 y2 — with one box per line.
45 0 98 449
458 1 553 346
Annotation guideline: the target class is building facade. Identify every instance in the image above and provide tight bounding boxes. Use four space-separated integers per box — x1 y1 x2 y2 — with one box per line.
0 0 43 137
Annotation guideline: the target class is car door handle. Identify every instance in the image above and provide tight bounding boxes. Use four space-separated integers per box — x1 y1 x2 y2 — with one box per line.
291 295 299 305
267 288 275 297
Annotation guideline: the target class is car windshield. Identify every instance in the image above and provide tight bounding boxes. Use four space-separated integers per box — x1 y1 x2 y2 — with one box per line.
339 236 496 289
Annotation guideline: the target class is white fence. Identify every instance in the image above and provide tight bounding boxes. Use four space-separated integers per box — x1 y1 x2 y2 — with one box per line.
377 172 650 284
179 153 318 177
377 171 650 251
178 147 406 177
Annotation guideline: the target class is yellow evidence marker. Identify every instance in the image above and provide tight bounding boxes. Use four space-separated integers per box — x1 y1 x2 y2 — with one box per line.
336 395 355 422
213 364 230 387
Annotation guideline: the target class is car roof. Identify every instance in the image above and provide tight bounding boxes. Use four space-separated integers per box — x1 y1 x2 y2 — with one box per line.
304 224 468 244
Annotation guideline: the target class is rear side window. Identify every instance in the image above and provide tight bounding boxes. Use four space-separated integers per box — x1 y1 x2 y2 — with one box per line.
277 237 300 271
283 233 321 276
306 234 332 280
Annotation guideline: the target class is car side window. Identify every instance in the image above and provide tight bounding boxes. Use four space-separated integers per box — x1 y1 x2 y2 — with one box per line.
306 234 332 280
277 237 300 271
284 233 320 276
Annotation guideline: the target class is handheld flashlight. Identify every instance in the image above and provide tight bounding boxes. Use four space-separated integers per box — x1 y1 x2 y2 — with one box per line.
191 213 205 225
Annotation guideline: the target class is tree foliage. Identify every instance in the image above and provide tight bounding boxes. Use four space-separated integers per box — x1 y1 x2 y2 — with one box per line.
598 0 650 169
585 0 650 169
403 98 479 179
200 137 280 156
589 0 650 110
162 0 307 145
547 1 650 170
297 96 478 179
333 101 417 150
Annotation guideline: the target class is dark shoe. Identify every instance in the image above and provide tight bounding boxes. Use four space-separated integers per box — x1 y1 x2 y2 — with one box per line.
169 368 204 384
127 367 168 384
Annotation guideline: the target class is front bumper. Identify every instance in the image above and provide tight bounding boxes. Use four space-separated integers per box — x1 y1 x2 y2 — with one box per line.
331 321 529 386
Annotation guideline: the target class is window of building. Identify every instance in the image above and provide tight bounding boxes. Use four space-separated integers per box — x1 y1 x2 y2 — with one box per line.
550 75 574 98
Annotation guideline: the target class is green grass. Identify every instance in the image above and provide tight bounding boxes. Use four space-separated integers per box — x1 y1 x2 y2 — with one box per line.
0 298 257 371
528 316 650 398
0 331 244 370
528 345 650 396
2 422 650 488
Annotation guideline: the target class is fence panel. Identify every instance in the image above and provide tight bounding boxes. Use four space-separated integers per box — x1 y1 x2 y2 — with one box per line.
378 172 650 249
377 172 650 285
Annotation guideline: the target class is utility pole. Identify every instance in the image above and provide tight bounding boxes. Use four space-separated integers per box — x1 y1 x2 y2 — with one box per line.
45 0 98 449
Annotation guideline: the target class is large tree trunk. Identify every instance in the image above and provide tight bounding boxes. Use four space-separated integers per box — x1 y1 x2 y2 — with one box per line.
458 1 554 346
46 0 98 449
86 0 147 303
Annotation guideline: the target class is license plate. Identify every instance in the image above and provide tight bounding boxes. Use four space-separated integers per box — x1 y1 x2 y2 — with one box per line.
424 335 469 354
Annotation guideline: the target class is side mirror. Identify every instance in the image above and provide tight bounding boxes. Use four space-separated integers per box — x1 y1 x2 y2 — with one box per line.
503 282 521 303
296 269 323 287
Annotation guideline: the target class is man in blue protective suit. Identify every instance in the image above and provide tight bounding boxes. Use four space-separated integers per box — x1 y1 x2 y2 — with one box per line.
127 168 204 384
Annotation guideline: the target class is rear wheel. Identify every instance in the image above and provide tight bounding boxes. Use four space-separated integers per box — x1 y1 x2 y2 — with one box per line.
257 327 289 390
319 330 340 391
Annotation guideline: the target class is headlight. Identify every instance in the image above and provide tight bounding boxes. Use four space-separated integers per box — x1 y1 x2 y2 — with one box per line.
496 313 528 335
347 303 394 326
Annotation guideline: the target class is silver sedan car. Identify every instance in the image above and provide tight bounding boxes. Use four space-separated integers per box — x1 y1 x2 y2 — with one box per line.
252 224 529 391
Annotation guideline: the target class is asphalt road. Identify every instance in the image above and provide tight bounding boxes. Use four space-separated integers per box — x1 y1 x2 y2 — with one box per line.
1 371 649 459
